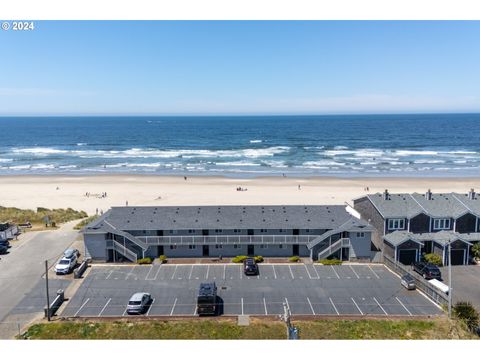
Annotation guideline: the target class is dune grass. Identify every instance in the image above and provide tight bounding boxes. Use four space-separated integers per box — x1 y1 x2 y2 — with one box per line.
74 215 99 230
19 317 476 340
0 206 87 228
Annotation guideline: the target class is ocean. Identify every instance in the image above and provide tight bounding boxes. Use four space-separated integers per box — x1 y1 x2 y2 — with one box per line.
0 113 479 177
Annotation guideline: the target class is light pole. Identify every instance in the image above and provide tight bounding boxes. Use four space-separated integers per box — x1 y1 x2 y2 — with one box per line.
447 240 452 319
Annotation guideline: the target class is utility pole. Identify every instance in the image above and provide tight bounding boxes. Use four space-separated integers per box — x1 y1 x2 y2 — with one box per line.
45 260 51 321
448 241 452 319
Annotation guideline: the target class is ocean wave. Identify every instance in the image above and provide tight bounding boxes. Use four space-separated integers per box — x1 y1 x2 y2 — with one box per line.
216 161 261 167
302 160 346 167
12 147 69 155
394 150 439 156
0 158 13 163
249 140 262 143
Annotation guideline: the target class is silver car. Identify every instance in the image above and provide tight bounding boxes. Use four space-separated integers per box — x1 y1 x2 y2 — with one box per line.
401 274 416 290
127 292 151 314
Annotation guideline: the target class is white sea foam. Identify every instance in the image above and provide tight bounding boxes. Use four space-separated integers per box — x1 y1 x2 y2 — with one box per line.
413 159 445 164
303 160 346 167
249 140 262 143
394 150 439 156
12 147 69 155
216 161 260 167
0 158 13 163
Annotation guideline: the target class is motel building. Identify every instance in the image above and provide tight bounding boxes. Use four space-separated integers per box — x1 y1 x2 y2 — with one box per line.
83 205 373 262
353 189 480 265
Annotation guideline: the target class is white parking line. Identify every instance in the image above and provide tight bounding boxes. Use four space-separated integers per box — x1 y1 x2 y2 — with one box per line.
303 264 313 279
122 306 128 316
368 265 380 279
284 297 290 311
144 265 155 280
306 297 315 315
349 265 360 279
373 297 388 315
170 298 178 316
171 265 178 280
146 298 155 316
241 298 244 315
288 265 295 279
272 265 277 279
188 265 194 280
206 265 210 279
193 306 197 316
98 298 111 317
312 264 320 279
263 297 268 315
105 270 114 280
331 265 340 279
151 266 162 281
239 265 243 279
396 297 413 316
125 266 135 280
74 298 90 317
329 297 340 315
351 298 364 315
223 264 226 280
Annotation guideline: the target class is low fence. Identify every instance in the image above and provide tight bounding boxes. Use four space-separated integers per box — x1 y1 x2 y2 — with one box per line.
74 261 89 279
383 255 448 308
44 289 65 319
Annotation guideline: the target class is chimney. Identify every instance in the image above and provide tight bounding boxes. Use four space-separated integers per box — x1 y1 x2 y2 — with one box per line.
426 189 432 200
469 188 476 200
383 189 389 200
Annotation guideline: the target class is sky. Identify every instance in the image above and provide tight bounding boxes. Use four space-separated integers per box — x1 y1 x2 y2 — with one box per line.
1 21 480 115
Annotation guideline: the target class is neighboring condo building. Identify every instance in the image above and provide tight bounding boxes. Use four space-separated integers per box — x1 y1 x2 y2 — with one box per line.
353 189 479 265
0 222 19 241
83 205 373 262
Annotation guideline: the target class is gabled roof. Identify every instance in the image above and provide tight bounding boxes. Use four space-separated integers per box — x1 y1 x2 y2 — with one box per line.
84 205 370 232
384 230 473 247
366 193 424 219
383 231 424 247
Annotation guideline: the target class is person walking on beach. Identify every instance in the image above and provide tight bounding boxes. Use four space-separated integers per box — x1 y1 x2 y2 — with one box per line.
126 200 129 206
184 176 187 181
298 185 301 190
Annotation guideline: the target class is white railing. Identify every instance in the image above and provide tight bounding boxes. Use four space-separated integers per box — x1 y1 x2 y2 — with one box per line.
317 237 349 259
136 234 318 245
106 240 138 262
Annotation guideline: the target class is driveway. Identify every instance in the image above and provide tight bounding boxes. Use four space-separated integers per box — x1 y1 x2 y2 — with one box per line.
0 221 80 338
442 265 480 310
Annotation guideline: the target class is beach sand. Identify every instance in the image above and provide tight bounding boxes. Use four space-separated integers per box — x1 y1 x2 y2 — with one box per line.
1 175 480 215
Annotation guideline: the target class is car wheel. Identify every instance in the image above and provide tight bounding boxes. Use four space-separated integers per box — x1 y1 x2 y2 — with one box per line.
423 273 427 279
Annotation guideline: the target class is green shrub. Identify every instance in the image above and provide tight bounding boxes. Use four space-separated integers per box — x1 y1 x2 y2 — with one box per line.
424 253 443 266
137 257 153 265
472 243 480 259
288 256 300 263
74 215 100 230
454 302 479 331
318 259 343 265
254 255 264 263
232 255 248 263
158 255 167 263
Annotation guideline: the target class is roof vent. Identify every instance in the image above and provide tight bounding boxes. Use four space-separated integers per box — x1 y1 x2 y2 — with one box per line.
469 188 476 200
383 189 390 200
426 189 432 200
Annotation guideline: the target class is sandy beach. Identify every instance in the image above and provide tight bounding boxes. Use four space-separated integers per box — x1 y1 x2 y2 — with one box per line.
1 175 480 215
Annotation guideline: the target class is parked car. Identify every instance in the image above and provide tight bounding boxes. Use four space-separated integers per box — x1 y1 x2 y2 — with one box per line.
64 248 80 259
400 273 416 290
127 292 151 314
55 256 77 274
18 222 32 228
412 261 442 280
428 278 449 295
0 244 8 255
0 239 10 248
243 257 259 275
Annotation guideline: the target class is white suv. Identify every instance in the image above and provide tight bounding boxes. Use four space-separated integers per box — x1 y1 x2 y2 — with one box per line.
55 255 77 274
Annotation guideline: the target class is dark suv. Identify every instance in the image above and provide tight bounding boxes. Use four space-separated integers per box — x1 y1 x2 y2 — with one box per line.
243 258 259 275
412 261 442 280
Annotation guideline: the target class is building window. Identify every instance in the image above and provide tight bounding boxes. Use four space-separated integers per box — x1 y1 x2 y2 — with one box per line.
189 245 196 250
188 229 194 234
260 244 268 249
169 230 177 235
433 218 451 230
215 244 223 249
388 219 405 230
305 229 310 233
279 244 283 249
357 232 365 238
234 244 242 249
215 229 222 233
169 245 177 250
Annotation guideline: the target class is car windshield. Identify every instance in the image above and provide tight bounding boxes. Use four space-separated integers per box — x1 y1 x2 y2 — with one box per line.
426 265 439 271
129 301 141 305
59 259 70 265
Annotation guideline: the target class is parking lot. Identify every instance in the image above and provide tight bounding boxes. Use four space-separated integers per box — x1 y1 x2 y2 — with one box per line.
61 263 441 318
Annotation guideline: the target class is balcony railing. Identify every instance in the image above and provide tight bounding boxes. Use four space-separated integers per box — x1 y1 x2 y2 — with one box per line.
136 234 318 245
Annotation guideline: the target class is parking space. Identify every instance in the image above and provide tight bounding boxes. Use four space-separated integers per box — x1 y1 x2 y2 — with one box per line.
61 264 442 318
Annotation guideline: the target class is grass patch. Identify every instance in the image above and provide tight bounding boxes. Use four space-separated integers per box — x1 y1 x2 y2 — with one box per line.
74 215 100 230
19 317 476 340
0 206 87 228
318 259 343 265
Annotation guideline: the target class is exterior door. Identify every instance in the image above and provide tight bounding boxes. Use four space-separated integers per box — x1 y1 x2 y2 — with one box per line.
158 245 164 256
341 247 349 260
247 245 254 256
203 245 209 256
398 249 417 265
450 249 465 265
292 244 299 256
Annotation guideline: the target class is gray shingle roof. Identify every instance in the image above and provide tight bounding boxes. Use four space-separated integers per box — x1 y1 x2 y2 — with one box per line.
365 191 480 219
384 230 474 247
85 205 370 232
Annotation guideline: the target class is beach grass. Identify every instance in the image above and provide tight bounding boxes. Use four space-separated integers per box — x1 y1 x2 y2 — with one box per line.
0 205 87 227
74 215 99 230
19 317 476 340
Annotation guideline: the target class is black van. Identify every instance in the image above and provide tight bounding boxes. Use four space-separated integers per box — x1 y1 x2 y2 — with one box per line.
197 282 217 316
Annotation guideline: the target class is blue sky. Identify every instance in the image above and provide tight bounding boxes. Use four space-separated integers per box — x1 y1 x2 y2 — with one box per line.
1 21 479 115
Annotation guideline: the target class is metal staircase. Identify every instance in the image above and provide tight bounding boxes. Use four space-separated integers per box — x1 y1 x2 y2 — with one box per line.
317 237 350 259
106 239 138 262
